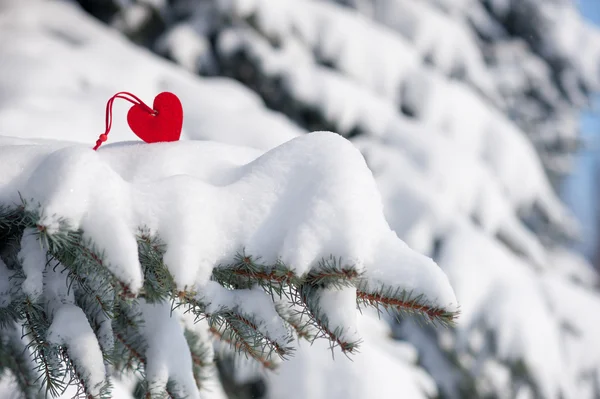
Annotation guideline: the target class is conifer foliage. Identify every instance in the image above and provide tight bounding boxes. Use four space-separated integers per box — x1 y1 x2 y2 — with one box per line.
0 135 457 399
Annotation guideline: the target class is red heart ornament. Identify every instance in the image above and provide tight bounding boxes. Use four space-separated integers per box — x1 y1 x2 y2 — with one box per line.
127 92 183 143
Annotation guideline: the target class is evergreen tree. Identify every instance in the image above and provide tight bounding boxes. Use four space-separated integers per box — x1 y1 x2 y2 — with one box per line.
2 0 600 398
0 132 457 399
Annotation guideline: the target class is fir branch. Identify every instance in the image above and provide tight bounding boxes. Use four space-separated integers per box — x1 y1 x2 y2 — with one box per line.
139 241 296 364
0 252 25 329
303 255 361 288
44 229 135 300
111 300 147 374
208 324 276 370
181 291 293 366
299 285 361 354
135 239 291 368
74 289 116 367
0 326 43 399
164 380 188 399
213 253 360 293
0 201 458 397
134 379 188 399
57 259 115 318
356 283 459 327
212 252 300 296
183 328 214 390
274 299 316 341
0 205 27 277
0 203 26 238
21 298 67 398
113 332 145 374
60 347 112 399
20 204 132 302
212 252 361 348
137 233 176 303
219 309 292 357
0 300 21 329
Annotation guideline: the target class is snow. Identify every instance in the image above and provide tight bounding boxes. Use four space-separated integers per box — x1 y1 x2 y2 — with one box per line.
335 0 596 179
0 133 456 311
43 261 75 314
47 304 107 396
268 312 438 399
138 301 200 399
485 38 580 173
216 16 575 241
218 25 397 136
547 247 600 288
436 222 567 398
541 275 600 398
312 286 360 344
1 0 600 398
218 0 421 102
18 229 47 300
403 70 560 212
40 256 111 397
155 23 212 72
0 0 301 151
341 0 497 98
0 4 459 397
253 41 544 259
537 4 600 92
220 1 572 230
118 4 152 34
202 281 290 346
468 0 600 101
139 308 227 399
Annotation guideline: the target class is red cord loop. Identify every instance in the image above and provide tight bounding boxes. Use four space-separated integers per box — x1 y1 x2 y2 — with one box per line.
93 92 155 151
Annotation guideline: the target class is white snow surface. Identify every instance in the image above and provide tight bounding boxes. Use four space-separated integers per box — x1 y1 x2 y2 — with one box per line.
47 305 107 396
138 301 200 399
268 312 438 399
0 133 456 311
18 229 48 300
313 286 360 344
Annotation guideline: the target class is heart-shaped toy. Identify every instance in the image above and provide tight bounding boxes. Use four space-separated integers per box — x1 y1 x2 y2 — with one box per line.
127 92 183 143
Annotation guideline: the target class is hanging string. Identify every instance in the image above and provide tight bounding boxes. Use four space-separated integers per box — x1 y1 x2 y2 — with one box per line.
93 92 157 150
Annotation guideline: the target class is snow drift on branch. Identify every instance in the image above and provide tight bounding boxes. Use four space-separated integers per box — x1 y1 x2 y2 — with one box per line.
0 133 457 310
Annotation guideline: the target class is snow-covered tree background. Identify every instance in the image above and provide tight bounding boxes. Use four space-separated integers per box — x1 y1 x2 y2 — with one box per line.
1 0 600 398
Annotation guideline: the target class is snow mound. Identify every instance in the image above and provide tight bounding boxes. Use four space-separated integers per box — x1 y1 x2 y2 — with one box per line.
0 133 457 310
